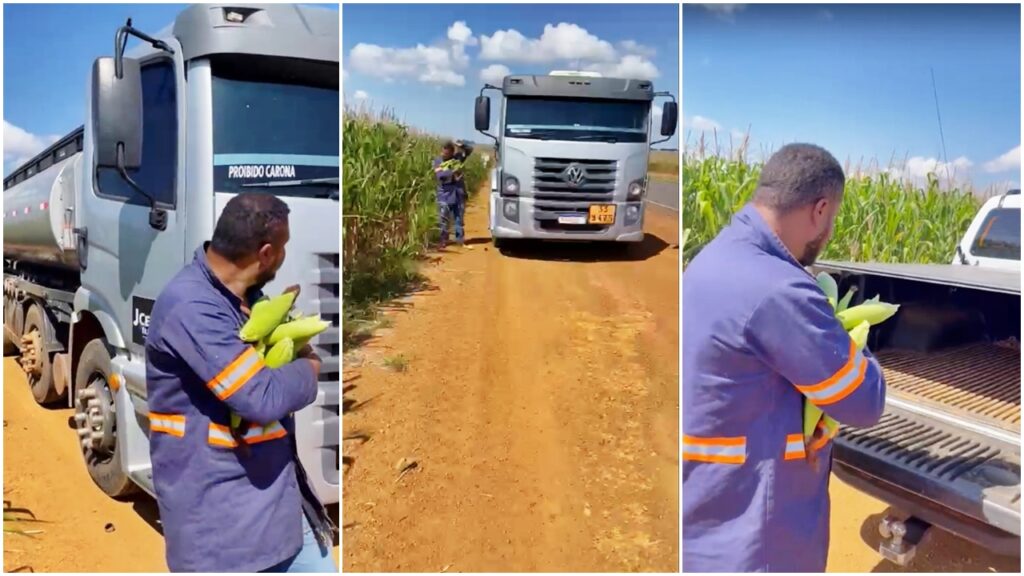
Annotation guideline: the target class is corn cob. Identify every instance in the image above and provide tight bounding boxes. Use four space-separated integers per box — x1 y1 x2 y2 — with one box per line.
836 301 900 330
238 291 297 342
266 315 330 346
264 338 295 369
816 272 838 304
803 320 870 440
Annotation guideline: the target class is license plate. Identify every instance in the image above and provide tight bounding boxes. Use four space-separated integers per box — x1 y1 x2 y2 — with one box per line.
557 215 587 225
588 204 616 224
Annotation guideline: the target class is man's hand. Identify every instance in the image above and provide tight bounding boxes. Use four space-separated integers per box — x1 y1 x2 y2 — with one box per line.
297 343 322 374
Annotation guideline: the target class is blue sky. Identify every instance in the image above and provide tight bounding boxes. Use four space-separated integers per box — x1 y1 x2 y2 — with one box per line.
684 3 1021 194
3 2 337 176
343 3 680 149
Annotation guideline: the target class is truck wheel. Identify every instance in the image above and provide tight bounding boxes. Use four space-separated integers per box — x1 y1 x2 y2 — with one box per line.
21 304 60 405
74 338 138 499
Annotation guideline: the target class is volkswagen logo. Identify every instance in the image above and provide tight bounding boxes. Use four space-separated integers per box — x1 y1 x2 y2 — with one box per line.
563 163 586 187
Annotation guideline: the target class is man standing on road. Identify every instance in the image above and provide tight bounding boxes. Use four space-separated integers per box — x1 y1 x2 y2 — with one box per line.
433 141 465 248
145 193 336 572
453 139 475 240
682 143 886 572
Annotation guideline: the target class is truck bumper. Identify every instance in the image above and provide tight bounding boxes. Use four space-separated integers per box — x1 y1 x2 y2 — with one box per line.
490 196 644 242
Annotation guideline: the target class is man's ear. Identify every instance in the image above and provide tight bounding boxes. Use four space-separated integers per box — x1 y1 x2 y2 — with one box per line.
256 243 274 264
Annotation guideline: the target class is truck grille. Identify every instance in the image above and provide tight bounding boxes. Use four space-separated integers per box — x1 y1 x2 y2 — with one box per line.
312 252 340 484
533 157 616 202
878 343 1020 432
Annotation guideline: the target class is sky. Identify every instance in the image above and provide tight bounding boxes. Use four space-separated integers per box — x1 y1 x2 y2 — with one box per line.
684 3 1021 194
2 2 337 176
342 3 680 149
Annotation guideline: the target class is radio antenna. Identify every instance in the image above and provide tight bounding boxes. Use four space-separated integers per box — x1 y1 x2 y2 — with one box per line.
930 67 951 183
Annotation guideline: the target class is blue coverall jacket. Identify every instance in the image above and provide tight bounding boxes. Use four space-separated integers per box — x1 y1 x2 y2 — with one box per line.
145 245 333 572
682 203 886 572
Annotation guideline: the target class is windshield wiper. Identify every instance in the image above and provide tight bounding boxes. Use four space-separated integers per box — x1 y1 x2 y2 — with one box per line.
572 133 620 143
241 177 339 189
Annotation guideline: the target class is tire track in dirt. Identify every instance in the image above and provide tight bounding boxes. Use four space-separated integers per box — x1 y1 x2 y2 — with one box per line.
342 197 679 572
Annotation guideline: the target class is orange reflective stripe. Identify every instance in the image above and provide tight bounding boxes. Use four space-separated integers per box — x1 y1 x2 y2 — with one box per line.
796 338 857 394
784 433 806 460
149 412 185 423
149 412 186 437
683 435 747 464
816 356 867 406
682 435 746 446
683 453 746 464
207 347 264 400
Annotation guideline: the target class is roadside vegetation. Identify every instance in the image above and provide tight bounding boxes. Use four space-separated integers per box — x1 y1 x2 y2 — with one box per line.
342 107 487 346
648 149 679 181
682 137 980 266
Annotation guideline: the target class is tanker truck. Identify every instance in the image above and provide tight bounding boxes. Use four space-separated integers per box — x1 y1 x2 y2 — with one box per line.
474 70 677 250
2 4 339 506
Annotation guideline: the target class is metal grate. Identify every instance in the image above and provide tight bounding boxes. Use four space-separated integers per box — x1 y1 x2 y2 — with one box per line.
877 343 1021 432
532 157 616 202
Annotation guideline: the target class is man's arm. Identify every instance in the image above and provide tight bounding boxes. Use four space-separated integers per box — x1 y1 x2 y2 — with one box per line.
746 275 886 427
161 300 319 425
433 157 454 182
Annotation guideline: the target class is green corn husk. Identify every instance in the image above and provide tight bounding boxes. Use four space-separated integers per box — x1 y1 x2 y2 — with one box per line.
239 291 297 342
836 302 900 331
837 286 858 313
816 272 839 306
266 315 330 346
264 338 295 369
803 320 871 441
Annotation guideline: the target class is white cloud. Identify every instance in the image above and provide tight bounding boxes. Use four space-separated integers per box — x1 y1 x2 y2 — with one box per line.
702 4 746 21
447 21 477 46
348 41 466 87
585 55 660 80
886 155 974 187
480 64 511 85
3 120 60 169
983 145 1020 173
689 115 722 133
480 22 617 63
352 90 369 100
619 40 656 58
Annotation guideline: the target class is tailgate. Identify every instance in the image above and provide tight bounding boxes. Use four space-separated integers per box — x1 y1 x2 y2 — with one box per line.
834 405 1020 539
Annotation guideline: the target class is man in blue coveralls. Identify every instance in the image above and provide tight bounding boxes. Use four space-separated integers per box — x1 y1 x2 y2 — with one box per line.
433 141 465 248
145 193 336 572
682 143 886 572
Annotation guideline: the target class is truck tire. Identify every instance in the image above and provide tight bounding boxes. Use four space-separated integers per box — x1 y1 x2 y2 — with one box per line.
74 338 138 499
23 304 60 405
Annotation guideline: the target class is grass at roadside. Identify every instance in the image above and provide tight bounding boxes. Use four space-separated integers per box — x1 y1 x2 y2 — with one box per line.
342 108 486 346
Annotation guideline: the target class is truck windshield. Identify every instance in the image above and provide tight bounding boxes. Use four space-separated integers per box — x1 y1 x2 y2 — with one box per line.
211 55 339 198
970 207 1020 260
504 97 649 143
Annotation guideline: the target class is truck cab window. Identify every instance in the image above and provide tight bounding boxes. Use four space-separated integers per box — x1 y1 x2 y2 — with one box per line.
970 207 1020 260
96 60 177 207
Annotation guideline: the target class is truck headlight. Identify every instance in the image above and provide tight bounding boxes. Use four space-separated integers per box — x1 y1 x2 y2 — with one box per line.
625 203 642 225
503 199 520 223
503 175 520 195
628 179 645 199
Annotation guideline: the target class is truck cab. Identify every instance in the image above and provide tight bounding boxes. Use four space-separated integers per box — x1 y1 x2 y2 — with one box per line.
474 71 677 248
953 189 1020 271
3 4 338 506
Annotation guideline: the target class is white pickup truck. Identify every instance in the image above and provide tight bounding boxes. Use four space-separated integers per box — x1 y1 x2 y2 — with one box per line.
813 188 1020 565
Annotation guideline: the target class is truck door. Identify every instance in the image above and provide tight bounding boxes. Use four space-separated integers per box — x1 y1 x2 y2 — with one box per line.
80 57 187 359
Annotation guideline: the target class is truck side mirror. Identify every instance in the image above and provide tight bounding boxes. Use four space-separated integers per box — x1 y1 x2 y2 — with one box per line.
660 101 678 137
475 96 491 132
92 57 143 170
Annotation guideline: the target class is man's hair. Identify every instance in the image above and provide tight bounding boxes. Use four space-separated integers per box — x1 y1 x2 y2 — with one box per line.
210 193 290 262
753 143 845 213
442 141 456 154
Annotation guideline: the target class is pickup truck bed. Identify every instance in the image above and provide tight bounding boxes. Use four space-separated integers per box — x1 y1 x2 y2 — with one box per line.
815 260 1021 555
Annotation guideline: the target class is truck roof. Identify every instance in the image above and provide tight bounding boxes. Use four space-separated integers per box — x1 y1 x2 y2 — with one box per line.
502 74 654 101
128 3 338 64
813 260 1021 295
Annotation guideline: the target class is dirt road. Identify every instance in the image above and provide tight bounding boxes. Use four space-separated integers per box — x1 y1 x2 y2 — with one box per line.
342 198 680 572
3 356 340 572
828 473 1020 573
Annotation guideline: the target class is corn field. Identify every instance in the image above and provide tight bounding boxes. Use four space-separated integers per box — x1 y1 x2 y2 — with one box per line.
342 107 486 339
682 151 981 266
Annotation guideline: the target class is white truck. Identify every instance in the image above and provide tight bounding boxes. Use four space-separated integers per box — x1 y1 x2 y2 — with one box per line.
813 188 1020 565
3 4 339 506
474 70 677 249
